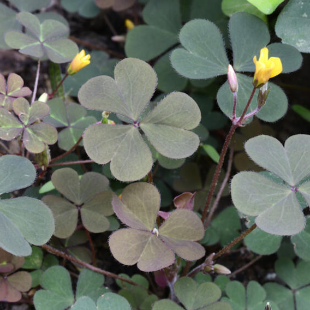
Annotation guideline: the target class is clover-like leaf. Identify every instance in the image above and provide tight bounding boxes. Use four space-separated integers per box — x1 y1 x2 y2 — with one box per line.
79 58 201 182
44 99 97 151
33 266 74 310
0 73 32 110
222 281 279 310
0 155 54 256
42 168 113 238
9 0 51 12
109 182 205 272
248 0 284 14
231 135 310 236
171 12 302 123
275 0 310 53
0 248 32 302
0 98 57 153
264 259 310 310
153 278 231 310
5 12 78 63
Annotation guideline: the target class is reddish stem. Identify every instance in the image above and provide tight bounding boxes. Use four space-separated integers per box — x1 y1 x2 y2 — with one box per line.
49 73 68 99
85 229 97 267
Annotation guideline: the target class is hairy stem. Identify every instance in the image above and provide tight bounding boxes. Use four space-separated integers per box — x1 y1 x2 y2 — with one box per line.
204 146 234 228
232 92 237 120
213 223 257 260
31 59 41 103
41 244 144 288
201 87 256 223
85 229 97 267
48 159 94 168
49 136 83 164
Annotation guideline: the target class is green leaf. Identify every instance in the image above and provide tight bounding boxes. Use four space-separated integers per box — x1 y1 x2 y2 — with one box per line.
231 172 305 235
79 58 201 182
97 293 131 310
9 0 51 12
33 266 74 310
217 74 288 122
125 0 181 61
292 105 310 122
76 269 105 301
291 217 310 261
174 277 223 310
71 297 97 310
0 4 21 49
152 300 184 310
275 0 310 53
0 197 55 256
0 155 36 194
202 144 220 163
5 12 78 63
248 0 284 14
171 19 229 79
223 281 279 310
264 283 294 310
154 51 188 93
222 0 267 21
22 246 43 269
61 0 100 18
230 12 270 71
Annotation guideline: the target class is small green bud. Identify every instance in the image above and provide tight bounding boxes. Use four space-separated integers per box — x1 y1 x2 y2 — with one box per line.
34 145 51 170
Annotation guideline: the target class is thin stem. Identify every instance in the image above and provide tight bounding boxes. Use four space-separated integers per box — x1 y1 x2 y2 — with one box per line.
0 141 11 154
182 261 192 277
241 106 262 120
32 59 41 103
49 136 83 164
103 12 118 36
76 144 87 173
148 170 153 184
204 146 234 228
232 92 237 120
85 229 97 267
213 223 257 260
201 87 257 223
235 87 257 125
49 73 68 99
201 124 237 223
41 244 144 288
228 255 262 278
48 159 94 168
186 262 207 278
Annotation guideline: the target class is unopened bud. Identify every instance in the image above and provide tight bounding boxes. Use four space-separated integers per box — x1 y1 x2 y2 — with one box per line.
111 35 126 43
228 64 238 93
213 264 231 275
125 19 135 30
257 83 270 108
265 302 272 310
102 111 110 118
34 145 51 170
38 92 48 103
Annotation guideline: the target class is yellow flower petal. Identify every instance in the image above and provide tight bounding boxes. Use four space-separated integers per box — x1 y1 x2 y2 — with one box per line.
269 57 283 78
67 49 91 75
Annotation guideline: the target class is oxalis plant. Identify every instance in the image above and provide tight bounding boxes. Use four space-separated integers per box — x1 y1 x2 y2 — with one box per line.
0 0 310 309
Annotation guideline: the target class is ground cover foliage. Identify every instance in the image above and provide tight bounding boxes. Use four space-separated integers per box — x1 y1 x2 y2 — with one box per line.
0 0 310 309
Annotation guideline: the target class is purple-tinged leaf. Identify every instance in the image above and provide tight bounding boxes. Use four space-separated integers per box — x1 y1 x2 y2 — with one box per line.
160 236 205 261
13 98 29 124
173 192 196 210
7 271 32 292
158 211 170 220
0 263 14 274
0 74 6 94
159 209 204 240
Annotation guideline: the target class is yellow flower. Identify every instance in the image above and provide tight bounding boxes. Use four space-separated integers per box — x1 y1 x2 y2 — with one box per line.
67 50 91 75
125 19 135 30
253 47 282 87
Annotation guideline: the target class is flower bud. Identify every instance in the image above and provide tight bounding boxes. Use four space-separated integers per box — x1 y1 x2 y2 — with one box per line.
67 50 91 75
111 35 126 43
257 83 270 108
34 145 51 170
38 92 48 103
228 64 238 93
125 19 135 30
265 302 272 310
213 264 231 275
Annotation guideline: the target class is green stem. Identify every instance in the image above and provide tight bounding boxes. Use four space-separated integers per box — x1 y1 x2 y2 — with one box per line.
32 59 41 103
